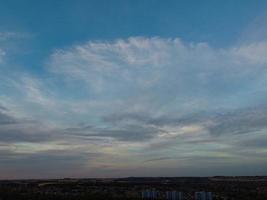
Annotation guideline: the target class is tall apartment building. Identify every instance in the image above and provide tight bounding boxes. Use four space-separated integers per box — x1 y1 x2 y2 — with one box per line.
166 191 182 200
141 189 158 199
195 192 212 200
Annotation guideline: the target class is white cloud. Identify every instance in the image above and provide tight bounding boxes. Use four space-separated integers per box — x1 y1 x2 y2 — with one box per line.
0 49 5 63
44 37 267 156
0 32 31 41
2 36 267 177
2 36 266 134
49 37 176 92
49 37 267 90
231 41 267 65
20 76 55 107
48 37 267 118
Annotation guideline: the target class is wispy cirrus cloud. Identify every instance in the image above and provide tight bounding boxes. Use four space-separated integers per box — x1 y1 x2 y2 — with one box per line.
1 36 267 178
0 49 5 63
48 37 267 109
0 32 31 41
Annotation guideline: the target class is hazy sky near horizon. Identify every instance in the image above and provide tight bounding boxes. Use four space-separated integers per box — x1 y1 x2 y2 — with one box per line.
1 0 267 179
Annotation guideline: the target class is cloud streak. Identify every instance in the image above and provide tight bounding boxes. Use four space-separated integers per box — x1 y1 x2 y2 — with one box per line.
1 36 267 178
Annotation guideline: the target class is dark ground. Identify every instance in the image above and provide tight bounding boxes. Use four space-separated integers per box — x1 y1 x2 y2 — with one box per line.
0 176 267 200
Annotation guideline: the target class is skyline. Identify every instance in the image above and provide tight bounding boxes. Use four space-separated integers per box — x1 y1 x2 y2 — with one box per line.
1 0 267 179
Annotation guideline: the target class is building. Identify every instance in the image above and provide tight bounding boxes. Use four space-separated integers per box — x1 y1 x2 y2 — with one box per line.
141 189 158 199
166 191 182 200
195 192 212 200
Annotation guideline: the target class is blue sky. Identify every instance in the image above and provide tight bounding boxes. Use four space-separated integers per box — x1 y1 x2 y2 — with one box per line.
1 0 267 179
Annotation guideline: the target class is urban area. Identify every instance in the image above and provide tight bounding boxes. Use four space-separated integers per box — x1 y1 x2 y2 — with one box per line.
0 176 266 200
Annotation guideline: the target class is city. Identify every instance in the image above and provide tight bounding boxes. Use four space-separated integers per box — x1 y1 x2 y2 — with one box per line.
0 177 266 200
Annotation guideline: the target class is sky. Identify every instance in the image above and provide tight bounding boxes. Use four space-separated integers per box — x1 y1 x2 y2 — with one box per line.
1 0 267 179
